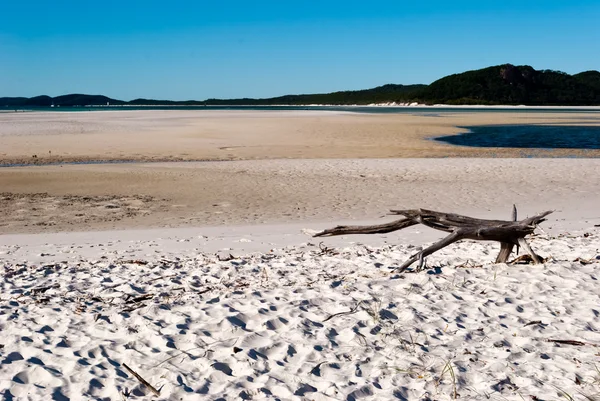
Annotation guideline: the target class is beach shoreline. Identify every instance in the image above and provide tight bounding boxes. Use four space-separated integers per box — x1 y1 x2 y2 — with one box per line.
1 109 600 167
4 104 600 109
1 109 597 235
2 110 600 400
2 158 599 235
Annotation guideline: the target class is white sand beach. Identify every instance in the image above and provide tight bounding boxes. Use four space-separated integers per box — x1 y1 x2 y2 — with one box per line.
1 110 600 400
2 220 600 400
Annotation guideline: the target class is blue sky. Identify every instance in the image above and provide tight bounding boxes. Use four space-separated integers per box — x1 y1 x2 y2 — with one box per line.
1 0 598 100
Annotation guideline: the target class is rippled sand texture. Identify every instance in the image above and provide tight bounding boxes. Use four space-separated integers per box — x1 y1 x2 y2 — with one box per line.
1 158 600 233
1 230 599 400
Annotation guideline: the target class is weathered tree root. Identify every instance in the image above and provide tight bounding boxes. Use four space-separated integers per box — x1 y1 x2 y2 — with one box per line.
314 208 552 272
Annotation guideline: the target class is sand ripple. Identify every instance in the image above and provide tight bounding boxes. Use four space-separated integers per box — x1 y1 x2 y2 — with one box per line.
1 230 600 399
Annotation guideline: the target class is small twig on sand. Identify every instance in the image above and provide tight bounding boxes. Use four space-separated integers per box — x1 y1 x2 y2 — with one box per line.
121 260 149 265
547 339 590 346
509 254 545 265
122 363 160 396
194 287 213 295
217 253 235 262
323 301 363 322
31 284 60 295
122 303 148 313
121 294 154 313
524 320 543 327
125 294 154 305
319 242 338 255
573 257 596 265
154 346 208 368
153 338 238 368
456 260 482 269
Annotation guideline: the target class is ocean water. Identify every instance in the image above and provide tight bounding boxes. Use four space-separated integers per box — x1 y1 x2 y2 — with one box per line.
435 125 600 149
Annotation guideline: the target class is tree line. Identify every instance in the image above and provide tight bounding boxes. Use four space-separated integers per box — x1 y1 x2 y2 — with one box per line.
3 64 599 107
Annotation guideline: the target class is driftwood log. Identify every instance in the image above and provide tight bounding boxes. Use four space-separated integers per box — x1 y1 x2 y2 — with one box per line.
314 207 552 271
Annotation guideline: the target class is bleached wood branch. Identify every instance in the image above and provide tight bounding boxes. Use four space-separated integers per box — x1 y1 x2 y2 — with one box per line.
314 208 552 271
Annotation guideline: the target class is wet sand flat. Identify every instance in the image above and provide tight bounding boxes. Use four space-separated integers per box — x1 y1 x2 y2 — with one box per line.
1 158 599 234
1 110 599 234
2 110 600 165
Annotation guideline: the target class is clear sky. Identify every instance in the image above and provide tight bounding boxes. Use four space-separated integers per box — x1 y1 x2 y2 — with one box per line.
1 0 598 100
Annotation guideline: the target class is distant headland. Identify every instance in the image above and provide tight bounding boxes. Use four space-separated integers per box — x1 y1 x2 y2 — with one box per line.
3 64 600 107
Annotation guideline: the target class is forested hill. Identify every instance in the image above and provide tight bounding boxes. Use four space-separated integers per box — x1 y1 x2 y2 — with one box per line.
418 65 600 105
2 65 600 107
202 84 426 105
0 85 425 107
1 94 125 107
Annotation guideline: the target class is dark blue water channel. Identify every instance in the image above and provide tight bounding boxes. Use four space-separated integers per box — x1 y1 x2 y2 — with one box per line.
435 125 600 149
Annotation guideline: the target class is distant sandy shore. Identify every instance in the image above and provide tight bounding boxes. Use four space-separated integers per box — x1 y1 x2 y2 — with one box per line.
2 110 600 166
1 110 599 234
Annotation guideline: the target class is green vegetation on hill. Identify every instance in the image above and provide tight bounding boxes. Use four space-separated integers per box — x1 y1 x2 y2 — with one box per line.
574 71 600 91
417 65 600 105
2 65 599 107
1 94 124 107
51 94 124 106
204 84 427 105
